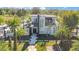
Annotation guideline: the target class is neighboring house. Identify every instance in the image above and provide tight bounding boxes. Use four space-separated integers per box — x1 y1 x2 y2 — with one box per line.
0 24 13 38
24 14 59 35
71 25 79 37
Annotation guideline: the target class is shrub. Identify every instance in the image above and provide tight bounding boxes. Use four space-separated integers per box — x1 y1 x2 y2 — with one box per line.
46 41 56 46
70 40 79 51
59 40 72 51
35 42 46 51
0 40 9 51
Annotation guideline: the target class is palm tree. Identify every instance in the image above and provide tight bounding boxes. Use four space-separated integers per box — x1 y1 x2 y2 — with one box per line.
55 12 79 50
0 16 5 24
17 27 26 42
54 25 69 43
22 15 31 29
7 16 21 51
57 11 79 39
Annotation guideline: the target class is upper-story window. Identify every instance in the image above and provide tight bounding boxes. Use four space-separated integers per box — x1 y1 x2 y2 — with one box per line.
32 17 38 23
32 17 38 27
35 18 38 23
45 17 55 26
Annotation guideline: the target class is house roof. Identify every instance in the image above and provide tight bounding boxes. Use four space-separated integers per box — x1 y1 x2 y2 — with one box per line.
0 24 7 28
31 14 57 17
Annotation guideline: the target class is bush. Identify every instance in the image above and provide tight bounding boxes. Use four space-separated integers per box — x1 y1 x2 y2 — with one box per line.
21 41 29 51
70 40 79 51
35 42 46 51
0 40 9 51
0 40 29 51
46 41 56 46
59 40 72 51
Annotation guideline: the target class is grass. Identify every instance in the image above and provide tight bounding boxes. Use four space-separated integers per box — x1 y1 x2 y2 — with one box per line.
35 42 47 51
46 41 56 46
0 40 29 51
0 40 9 51
35 41 56 51
15 40 29 51
17 42 25 51
36 36 56 51
70 40 79 51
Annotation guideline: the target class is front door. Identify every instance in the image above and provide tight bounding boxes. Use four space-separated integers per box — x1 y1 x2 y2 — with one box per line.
33 28 37 34
29 27 38 36
29 27 32 36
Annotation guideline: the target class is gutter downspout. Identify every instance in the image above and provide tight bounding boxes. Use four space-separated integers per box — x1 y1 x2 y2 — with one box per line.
37 14 39 35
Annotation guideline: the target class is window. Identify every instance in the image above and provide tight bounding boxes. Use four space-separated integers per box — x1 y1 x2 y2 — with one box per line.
45 17 55 26
32 18 38 27
33 17 38 23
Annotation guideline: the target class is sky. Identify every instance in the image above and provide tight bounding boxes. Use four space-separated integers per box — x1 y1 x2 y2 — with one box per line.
0 0 79 10
46 7 79 10
0 0 79 7
28 7 79 10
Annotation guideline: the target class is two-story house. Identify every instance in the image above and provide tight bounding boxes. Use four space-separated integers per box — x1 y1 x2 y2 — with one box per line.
25 15 59 36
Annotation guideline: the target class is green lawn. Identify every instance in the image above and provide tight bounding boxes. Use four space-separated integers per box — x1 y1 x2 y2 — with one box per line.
35 42 47 51
46 41 56 46
35 41 56 51
0 40 28 51
70 40 79 51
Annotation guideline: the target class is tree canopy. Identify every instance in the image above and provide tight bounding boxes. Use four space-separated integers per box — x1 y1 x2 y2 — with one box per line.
0 15 5 25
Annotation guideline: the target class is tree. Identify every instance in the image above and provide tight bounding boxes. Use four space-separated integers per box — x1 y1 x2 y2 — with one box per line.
58 11 79 38
17 28 26 40
63 13 79 30
7 16 21 50
55 11 79 50
22 14 31 29
0 16 5 25
54 25 69 43
70 40 79 51
32 7 41 14
16 9 26 17
0 9 3 15
54 24 73 51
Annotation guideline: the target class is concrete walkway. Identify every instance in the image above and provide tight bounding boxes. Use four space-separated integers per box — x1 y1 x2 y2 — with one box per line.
29 34 37 45
28 34 37 51
27 45 37 51
46 46 54 51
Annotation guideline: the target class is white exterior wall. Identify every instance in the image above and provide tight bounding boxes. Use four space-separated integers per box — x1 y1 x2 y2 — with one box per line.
31 16 37 23
39 25 57 35
39 16 49 34
39 15 58 35
29 15 58 35
39 16 46 34
0 29 4 38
